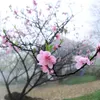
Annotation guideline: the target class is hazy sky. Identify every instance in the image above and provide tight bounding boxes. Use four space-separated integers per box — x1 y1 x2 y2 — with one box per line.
0 0 96 43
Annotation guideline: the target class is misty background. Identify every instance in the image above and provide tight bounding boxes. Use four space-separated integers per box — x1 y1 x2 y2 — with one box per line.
0 0 100 45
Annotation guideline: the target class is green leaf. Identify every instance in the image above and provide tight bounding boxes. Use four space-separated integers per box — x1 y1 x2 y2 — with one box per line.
14 25 17 29
33 48 36 53
14 41 18 45
49 45 53 52
46 42 49 51
60 39 64 44
3 29 6 34
45 43 53 52
89 55 93 59
64 28 68 34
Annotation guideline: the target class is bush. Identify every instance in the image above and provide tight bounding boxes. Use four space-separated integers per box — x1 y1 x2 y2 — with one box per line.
60 75 97 85
84 66 99 75
95 69 100 79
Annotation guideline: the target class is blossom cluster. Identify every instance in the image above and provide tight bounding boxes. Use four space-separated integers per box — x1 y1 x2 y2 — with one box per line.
0 36 19 53
37 50 56 74
36 36 100 74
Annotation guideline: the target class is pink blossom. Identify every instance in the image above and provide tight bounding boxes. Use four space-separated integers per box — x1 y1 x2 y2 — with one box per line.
7 42 12 48
27 9 32 14
52 26 57 32
14 46 20 52
97 53 100 58
33 0 37 6
41 65 49 74
74 56 91 69
1 36 11 48
1 36 19 53
77 50 82 55
6 45 19 54
7 42 19 52
1 36 11 47
56 34 60 40
1 36 7 45
50 70 54 74
87 49 90 54
53 45 59 50
41 65 54 74
5 42 13 54
91 61 94 65
37 50 56 69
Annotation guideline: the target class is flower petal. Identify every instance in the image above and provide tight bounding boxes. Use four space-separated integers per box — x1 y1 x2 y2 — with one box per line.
41 66 49 74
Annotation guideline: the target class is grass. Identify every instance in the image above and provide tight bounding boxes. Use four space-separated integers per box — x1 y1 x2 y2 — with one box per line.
60 75 97 85
63 90 100 100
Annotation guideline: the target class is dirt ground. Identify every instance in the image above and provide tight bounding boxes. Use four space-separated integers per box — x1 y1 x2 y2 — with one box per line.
1 80 100 100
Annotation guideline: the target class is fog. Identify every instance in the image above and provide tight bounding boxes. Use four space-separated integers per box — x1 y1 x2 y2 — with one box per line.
0 0 99 45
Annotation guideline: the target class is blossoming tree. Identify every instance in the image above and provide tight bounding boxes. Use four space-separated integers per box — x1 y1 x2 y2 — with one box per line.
0 0 100 100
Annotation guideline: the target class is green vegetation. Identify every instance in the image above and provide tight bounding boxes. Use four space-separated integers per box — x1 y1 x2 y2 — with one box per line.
63 90 100 100
61 75 97 85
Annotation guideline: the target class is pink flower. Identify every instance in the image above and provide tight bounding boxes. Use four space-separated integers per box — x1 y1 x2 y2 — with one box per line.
53 45 59 50
6 45 19 54
1 36 7 45
27 9 32 14
1 36 19 53
1 36 11 47
37 50 56 70
14 46 20 52
50 70 54 74
91 61 94 65
77 50 82 55
41 65 49 74
33 0 37 6
97 53 100 58
52 26 57 32
1 36 11 46
6 42 13 54
41 65 54 74
87 49 90 54
56 34 60 40
74 56 91 69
